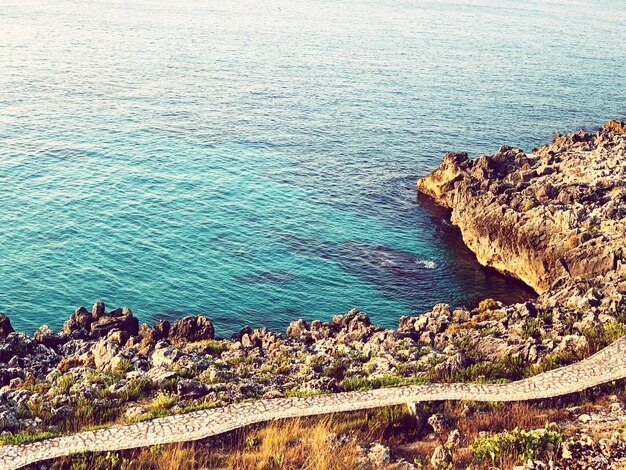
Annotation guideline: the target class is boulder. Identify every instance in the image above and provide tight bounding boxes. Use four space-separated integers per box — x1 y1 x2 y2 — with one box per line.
433 353 475 376
90 311 139 338
0 408 18 431
0 314 14 338
63 306 93 335
150 344 183 368
286 319 308 337
92 302 106 320
169 315 214 345
33 325 60 347
154 320 170 340
93 339 121 370
177 379 207 399
146 367 177 385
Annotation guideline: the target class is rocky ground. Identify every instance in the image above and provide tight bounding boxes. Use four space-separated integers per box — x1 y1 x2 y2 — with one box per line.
2 121 626 468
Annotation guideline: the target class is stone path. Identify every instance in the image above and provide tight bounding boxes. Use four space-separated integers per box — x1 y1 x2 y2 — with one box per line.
3 336 626 470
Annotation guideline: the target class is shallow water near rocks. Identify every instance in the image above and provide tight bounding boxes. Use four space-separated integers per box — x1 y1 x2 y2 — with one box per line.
0 0 624 334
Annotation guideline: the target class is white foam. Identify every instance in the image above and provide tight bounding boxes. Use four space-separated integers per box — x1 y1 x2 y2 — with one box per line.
415 260 436 269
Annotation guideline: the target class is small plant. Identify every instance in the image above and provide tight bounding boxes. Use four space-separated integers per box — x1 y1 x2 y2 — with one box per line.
520 318 543 340
150 392 177 411
522 199 537 212
184 339 227 355
118 378 151 402
112 358 133 373
566 232 580 249
339 377 372 392
285 388 325 398
57 374 77 392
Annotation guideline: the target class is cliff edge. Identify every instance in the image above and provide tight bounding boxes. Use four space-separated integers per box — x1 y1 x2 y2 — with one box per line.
418 121 626 293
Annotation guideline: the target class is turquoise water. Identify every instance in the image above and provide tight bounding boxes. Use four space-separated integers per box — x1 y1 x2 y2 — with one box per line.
0 0 624 334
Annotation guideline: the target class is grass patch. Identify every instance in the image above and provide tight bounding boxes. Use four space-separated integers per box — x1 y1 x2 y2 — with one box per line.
0 431 60 446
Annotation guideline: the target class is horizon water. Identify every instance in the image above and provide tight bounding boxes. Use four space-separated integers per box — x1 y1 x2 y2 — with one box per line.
1 0 625 334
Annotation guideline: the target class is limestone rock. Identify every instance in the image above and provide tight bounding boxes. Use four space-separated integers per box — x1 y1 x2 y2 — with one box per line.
367 443 391 467
430 445 452 469
428 413 446 434
418 122 626 293
169 315 214 344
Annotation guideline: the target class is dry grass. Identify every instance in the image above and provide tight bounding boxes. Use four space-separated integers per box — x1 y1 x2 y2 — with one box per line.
38 380 626 470
227 417 360 470
45 407 418 470
449 402 567 441
41 400 576 470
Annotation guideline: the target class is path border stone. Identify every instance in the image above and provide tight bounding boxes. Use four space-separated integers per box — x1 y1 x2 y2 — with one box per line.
2 335 626 470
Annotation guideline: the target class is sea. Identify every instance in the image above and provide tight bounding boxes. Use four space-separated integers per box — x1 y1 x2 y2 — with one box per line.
1 0 625 334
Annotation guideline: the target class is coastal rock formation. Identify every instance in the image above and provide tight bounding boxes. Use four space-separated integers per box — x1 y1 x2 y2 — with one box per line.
1 122 625 467
418 121 626 293
1 272 624 444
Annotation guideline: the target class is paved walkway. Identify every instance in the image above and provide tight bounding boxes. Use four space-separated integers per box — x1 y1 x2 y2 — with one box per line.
2 336 626 470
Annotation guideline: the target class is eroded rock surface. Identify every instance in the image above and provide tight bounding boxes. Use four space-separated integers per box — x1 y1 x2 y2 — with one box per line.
418 121 626 293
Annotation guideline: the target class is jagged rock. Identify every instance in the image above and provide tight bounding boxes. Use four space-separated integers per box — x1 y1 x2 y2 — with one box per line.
169 315 214 344
428 413 446 434
418 122 626 293
93 339 121 370
92 302 106 320
555 335 589 355
124 404 147 421
367 443 391 467
241 333 258 349
150 343 183 368
286 319 308 337
0 314 14 338
146 367 177 384
0 408 18 431
430 445 452 469
90 311 139 339
433 353 475 376
63 306 93 335
154 320 170 340
107 329 130 346
177 379 207 399
33 325 59 347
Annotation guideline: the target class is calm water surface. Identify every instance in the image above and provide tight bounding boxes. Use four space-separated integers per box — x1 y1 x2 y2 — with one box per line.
0 0 625 333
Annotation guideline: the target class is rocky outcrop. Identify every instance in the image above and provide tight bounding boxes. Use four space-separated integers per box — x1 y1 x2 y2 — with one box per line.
169 315 214 345
418 121 626 293
0 313 14 338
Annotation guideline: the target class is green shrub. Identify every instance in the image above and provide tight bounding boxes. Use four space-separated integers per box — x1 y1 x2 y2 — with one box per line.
57 374 77 392
520 318 543 340
471 427 562 466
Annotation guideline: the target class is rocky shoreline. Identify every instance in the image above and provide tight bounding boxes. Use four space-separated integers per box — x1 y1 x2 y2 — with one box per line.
1 121 625 467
